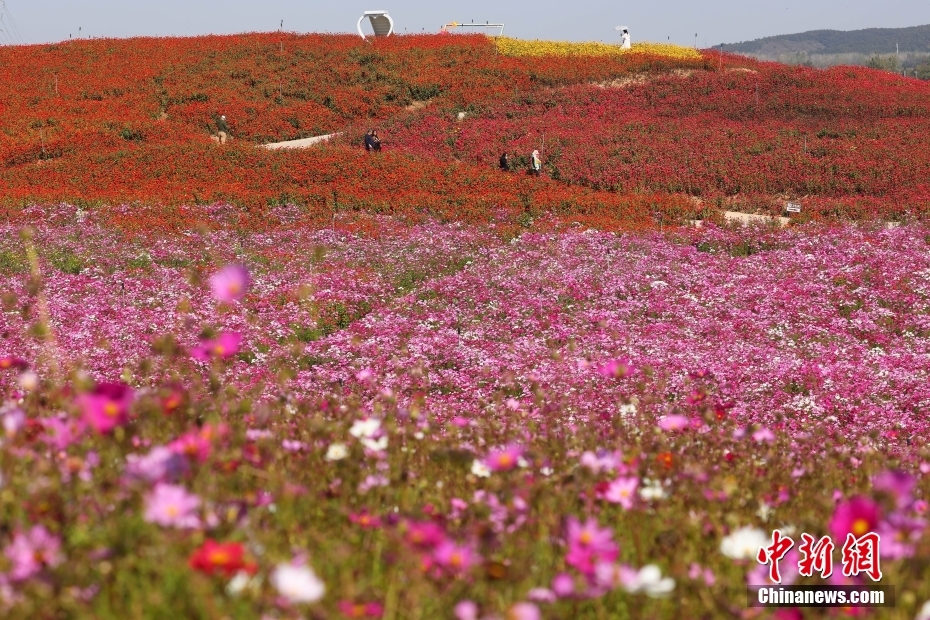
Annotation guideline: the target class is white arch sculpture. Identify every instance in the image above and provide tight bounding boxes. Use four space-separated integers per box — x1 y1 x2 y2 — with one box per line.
357 10 394 39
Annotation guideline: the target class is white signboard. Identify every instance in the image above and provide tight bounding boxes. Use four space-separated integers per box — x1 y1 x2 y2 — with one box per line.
786 202 801 213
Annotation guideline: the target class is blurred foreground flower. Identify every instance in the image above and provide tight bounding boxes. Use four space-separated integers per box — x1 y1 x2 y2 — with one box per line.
144 483 202 528
565 517 618 576
0 356 28 371
830 496 881 540
620 564 675 597
5 525 63 581
269 562 325 604
597 359 634 379
325 442 348 461
191 332 242 361
720 526 768 560
485 445 524 472
189 540 255 577
337 600 384 617
78 382 134 434
209 264 250 303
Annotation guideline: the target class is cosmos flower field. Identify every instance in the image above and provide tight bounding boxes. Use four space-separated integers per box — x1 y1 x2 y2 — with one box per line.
2 32 930 620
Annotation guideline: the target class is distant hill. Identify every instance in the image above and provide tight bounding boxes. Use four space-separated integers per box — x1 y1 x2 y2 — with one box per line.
717 24 930 56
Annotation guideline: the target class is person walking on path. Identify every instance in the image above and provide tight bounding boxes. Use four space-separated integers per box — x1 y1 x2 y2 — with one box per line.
216 115 231 144
530 150 541 176
499 152 510 171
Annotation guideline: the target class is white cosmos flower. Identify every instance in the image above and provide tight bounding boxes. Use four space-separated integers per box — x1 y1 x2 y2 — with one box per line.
269 564 325 604
638 479 666 501
350 418 381 439
623 564 676 598
471 459 491 478
361 436 388 452
720 526 769 560
916 600 930 620
325 443 348 461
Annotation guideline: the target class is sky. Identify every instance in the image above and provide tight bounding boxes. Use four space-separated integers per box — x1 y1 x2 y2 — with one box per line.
1 0 929 48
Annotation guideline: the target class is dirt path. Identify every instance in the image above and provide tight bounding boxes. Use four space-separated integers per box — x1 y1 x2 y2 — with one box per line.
260 133 341 150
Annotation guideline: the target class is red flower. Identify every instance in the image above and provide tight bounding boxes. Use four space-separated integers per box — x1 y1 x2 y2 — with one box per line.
188 540 256 576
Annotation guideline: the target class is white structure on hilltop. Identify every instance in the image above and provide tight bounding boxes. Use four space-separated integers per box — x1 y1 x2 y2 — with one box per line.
357 11 394 39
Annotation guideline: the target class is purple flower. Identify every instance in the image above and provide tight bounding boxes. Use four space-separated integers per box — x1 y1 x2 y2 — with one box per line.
5 525 63 581
552 572 576 598
125 446 190 483
433 540 479 574
209 264 250 303
508 602 541 620
454 600 478 620
143 483 202 528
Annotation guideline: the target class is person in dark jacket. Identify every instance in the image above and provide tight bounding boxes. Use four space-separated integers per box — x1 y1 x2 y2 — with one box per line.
364 129 375 151
216 115 231 144
371 130 382 151
499 152 510 171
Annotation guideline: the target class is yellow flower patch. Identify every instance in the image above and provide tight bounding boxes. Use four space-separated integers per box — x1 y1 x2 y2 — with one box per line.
494 37 701 60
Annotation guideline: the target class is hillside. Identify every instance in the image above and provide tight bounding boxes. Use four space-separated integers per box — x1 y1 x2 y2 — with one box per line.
1 32 929 232
717 23 930 55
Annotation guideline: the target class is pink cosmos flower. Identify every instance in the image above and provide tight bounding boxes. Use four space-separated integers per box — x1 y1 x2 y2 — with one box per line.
507 602 541 620
337 600 385 618
42 415 84 450
124 446 189 483
78 382 134 434
597 359 634 379
551 572 576 598
209 264 250 303
872 470 916 508
565 517 619 576
0 356 28 371
658 415 689 431
829 496 881 540
485 445 524 472
405 520 447 549
5 525 63 581
579 450 621 474
752 427 776 443
170 425 222 463
190 332 242 362
144 483 202 528
454 600 479 620
603 476 639 509
433 540 478 574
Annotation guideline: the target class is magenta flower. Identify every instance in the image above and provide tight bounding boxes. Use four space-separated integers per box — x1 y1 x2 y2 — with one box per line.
603 476 639 509
597 359 634 379
209 264 250 303
433 540 478 574
5 525 63 581
872 470 916 508
190 332 242 362
144 483 202 528
658 415 689 431
0 356 28 371
78 382 134 434
552 572 576 598
565 517 619 576
829 496 881 540
405 520 446 549
485 444 524 472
